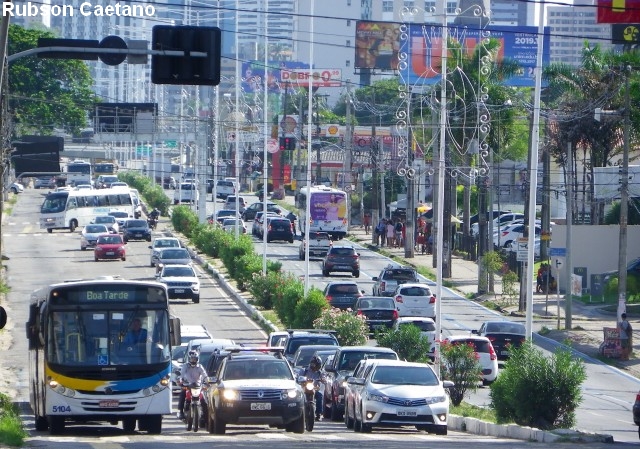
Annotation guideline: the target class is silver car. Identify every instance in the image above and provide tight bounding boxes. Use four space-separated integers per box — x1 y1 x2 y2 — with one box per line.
155 247 191 273
149 237 181 267
80 224 109 250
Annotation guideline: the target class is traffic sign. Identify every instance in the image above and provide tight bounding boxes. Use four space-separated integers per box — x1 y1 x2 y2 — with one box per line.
516 240 528 262
555 258 564 270
549 247 566 257
267 138 279 154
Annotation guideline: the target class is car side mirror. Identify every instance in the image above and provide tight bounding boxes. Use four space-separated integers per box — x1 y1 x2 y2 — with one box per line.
471 329 479 335
442 380 455 389
372 277 378 281
360 290 365 294
148 245 152 249
324 366 336 373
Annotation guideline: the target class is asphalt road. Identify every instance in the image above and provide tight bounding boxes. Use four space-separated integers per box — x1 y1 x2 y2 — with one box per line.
0 188 638 448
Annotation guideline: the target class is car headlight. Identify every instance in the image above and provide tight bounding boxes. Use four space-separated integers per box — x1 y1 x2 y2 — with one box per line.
368 393 388 403
425 395 446 404
223 389 238 400
284 389 298 399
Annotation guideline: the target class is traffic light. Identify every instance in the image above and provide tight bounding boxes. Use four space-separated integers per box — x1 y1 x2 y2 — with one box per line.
151 25 221 86
279 137 296 151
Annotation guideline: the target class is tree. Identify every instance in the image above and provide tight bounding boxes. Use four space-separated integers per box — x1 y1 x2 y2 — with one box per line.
8 25 97 136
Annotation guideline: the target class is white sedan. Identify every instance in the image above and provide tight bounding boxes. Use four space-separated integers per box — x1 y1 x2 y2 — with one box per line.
222 218 247 234
80 224 110 250
345 359 452 435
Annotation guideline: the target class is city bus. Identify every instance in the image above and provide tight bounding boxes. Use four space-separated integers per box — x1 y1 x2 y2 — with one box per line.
93 160 118 178
26 277 181 434
66 160 92 186
39 188 136 233
297 186 348 239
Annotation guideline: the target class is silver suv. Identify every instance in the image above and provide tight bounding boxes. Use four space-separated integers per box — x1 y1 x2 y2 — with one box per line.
371 265 419 297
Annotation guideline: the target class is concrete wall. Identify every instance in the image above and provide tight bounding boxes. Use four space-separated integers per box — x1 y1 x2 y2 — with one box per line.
550 225 640 291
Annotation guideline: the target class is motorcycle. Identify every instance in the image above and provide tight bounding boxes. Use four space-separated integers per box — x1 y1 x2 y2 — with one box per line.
147 216 158 230
300 377 321 432
182 381 207 432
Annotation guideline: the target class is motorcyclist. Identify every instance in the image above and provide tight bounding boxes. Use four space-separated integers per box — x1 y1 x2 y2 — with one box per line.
301 355 325 421
149 208 160 220
176 350 208 421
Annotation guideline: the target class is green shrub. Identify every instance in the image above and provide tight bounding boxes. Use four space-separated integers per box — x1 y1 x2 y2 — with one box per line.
235 252 263 290
489 340 586 430
249 270 286 310
313 307 368 346
171 206 200 237
439 340 483 406
219 235 254 281
376 325 432 363
292 288 329 328
0 392 27 446
275 275 305 327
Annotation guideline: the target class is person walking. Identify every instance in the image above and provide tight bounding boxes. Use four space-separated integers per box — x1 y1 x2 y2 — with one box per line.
619 313 633 360
363 213 371 235
375 219 386 246
386 220 396 248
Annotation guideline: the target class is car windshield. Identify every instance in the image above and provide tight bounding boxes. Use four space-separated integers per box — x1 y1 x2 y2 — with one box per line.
127 220 147 227
223 219 241 226
162 266 195 277
154 239 179 248
109 211 128 218
370 365 438 386
338 351 397 371
161 249 189 259
450 339 492 353
329 284 359 294
286 337 337 354
85 225 107 233
330 248 355 256
94 216 115 224
217 210 236 218
485 322 526 334
97 235 123 244
383 269 416 280
359 298 395 309
399 321 436 332
400 286 432 296
310 232 329 240
224 360 293 380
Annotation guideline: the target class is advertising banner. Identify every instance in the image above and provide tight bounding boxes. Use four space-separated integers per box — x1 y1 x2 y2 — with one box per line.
598 0 640 23
310 192 347 221
400 24 550 87
355 21 402 70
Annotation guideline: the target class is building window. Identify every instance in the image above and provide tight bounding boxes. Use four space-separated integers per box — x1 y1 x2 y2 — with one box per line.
346 60 350 67
346 39 351 47
383 1 393 12
347 19 351 26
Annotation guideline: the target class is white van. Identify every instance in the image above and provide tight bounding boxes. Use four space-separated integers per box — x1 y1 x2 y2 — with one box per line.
173 182 199 204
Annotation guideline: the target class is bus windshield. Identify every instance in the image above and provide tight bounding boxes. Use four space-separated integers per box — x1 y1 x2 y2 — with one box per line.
67 162 91 174
40 192 69 213
47 309 171 366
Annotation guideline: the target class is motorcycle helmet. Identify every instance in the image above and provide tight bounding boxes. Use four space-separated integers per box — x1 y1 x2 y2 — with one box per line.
309 355 322 370
188 350 199 366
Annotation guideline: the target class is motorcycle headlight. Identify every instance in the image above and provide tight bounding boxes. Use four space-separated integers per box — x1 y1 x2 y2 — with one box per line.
305 382 315 391
368 393 388 403
425 395 446 405
223 389 238 400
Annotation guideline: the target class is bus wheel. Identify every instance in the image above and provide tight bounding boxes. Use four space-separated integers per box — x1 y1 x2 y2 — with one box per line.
123 417 136 433
35 415 48 431
69 220 78 232
49 416 65 435
144 415 162 434
47 228 53 234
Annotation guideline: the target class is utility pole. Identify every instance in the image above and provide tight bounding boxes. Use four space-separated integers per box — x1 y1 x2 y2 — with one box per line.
617 68 631 320
371 109 379 244
565 142 573 329
345 81 353 223
405 94 415 258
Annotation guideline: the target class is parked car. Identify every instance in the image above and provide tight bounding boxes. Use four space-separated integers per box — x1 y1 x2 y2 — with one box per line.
204 348 305 434
322 346 398 421
344 359 452 434
323 281 364 310
80 224 109 250
392 317 437 359
149 237 181 267
92 215 119 234
393 283 436 321
471 321 526 361
443 335 499 385
155 263 201 303
353 296 398 332
242 201 281 221
263 216 294 243
122 219 152 242
322 246 360 278
94 233 126 261
471 212 524 236
493 223 541 249
9 181 24 194
372 265 419 296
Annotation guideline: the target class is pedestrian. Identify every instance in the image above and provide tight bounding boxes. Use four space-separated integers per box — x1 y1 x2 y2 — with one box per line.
619 313 633 360
363 213 371 235
395 220 403 248
386 220 396 248
375 219 386 246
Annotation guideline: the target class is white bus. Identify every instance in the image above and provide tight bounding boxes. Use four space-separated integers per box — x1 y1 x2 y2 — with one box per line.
66 160 92 186
297 186 348 239
26 278 180 434
40 188 136 233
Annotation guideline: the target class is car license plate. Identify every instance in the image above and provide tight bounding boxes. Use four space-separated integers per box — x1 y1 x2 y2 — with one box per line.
174 289 184 293
397 409 417 417
135 233 142 237
337 265 351 269
276 227 285 231
410 309 421 315
501 350 509 356
106 251 114 256
99 400 119 408
250 403 271 411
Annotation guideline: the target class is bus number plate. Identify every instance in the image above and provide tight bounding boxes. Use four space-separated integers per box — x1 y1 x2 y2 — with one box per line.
99 400 119 408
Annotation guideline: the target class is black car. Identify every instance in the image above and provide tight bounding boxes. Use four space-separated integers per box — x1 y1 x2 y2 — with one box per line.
264 217 294 243
204 348 305 434
323 281 363 310
322 246 360 278
472 321 526 361
281 329 339 364
633 391 640 436
122 219 152 242
242 201 281 221
322 346 398 421
353 296 398 333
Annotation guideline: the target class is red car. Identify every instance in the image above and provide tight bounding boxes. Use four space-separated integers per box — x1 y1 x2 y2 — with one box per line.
94 234 126 261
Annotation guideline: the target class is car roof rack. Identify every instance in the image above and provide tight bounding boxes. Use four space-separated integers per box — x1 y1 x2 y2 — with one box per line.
227 346 286 359
286 329 337 335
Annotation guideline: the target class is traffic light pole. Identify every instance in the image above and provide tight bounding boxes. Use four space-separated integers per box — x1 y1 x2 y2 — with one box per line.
7 46 206 63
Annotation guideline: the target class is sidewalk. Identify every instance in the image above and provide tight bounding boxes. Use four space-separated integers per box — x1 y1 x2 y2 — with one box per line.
346 225 640 379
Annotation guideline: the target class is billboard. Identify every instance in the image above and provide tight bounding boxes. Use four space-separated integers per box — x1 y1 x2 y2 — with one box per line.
310 191 347 222
11 136 63 176
593 165 640 200
355 21 402 70
611 24 640 48
241 61 341 93
92 103 157 134
598 0 640 23
400 24 550 87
